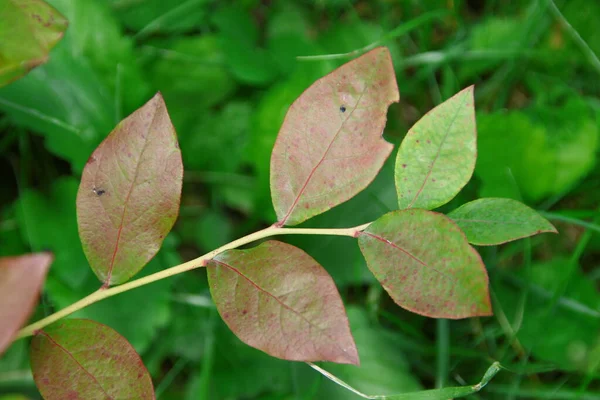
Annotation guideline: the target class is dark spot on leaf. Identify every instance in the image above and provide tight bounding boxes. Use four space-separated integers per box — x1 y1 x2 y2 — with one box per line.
416 140 420 143
242 309 248 315
402 164 407 168
340 105 346 113
92 187 106 196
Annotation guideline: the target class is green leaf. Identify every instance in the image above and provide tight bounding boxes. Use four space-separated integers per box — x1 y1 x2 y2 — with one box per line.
206 240 359 364
475 97 598 202
459 17 528 80
0 0 150 172
30 319 154 399
77 93 183 285
448 198 558 245
109 0 209 36
0 253 52 355
0 0 68 87
358 209 492 319
212 6 278 85
271 47 399 226
49 0 150 115
145 35 236 111
15 178 89 288
396 86 476 210
316 307 422 398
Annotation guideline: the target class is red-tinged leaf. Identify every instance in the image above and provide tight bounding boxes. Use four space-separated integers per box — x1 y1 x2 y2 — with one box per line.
30 319 154 400
396 86 476 210
0 253 52 355
0 0 68 87
206 240 359 365
77 93 183 286
270 47 399 226
357 209 492 319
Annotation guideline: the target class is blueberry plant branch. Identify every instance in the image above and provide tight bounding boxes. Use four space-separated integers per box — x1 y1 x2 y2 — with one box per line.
15 222 371 340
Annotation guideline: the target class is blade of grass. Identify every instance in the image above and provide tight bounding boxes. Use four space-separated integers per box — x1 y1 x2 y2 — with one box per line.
0 98 81 135
297 10 449 61
155 358 188 399
486 384 600 399
307 361 501 399
539 211 600 234
436 319 450 389
547 0 600 75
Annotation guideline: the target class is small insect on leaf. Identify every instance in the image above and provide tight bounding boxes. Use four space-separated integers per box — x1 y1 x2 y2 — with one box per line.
270 47 399 226
77 93 183 286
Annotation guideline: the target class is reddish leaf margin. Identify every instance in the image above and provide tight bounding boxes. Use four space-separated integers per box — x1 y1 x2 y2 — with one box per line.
30 319 155 399
270 47 399 226
0 252 52 355
206 240 359 365
358 209 492 319
77 93 183 286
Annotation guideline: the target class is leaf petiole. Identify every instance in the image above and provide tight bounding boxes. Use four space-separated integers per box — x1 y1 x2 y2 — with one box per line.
15 222 372 339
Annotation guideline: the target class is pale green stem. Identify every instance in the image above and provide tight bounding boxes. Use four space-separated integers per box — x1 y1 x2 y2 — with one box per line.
15 222 371 340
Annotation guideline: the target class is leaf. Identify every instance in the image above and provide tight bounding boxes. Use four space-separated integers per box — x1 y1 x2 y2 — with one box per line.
448 198 558 245
206 240 359 364
249 58 333 222
212 6 278 85
0 0 150 172
49 0 150 115
77 93 183 285
271 47 399 226
0 0 68 87
109 0 209 36
475 97 598 202
0 253 52 355
16 178 90 288
146 35 236 111
395 86 476 210
358 209 492 319
30 319 154 399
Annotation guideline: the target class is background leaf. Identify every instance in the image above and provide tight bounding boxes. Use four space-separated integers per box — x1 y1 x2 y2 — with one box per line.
0 0 68 87
206 240 359 365
358 209 491 319
475 97 598 202
396 86 476 210
448 198 557 245
0 253 52 355
30 318 154 399
0 0 151 172
77 93 183 285
270 47 398 226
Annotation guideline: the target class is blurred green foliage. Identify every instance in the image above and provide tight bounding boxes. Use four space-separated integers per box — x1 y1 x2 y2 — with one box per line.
1 0 600 398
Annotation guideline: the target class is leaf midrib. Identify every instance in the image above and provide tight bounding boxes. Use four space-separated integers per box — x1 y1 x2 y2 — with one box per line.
38 330 114 399
212 259 355 362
